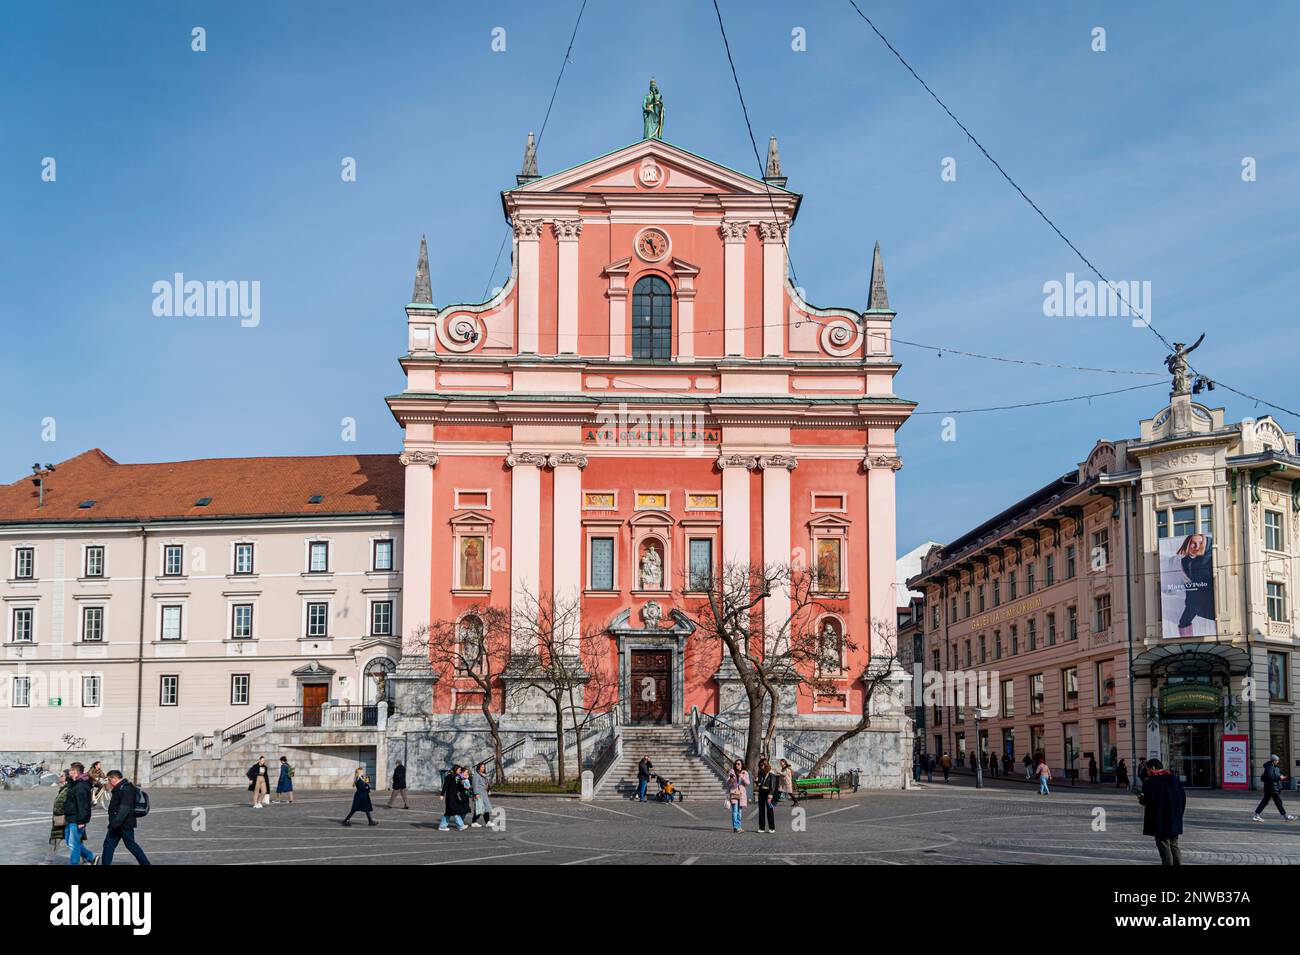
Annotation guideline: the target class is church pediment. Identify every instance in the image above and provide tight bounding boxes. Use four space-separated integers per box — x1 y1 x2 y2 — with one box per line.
512 139 797 200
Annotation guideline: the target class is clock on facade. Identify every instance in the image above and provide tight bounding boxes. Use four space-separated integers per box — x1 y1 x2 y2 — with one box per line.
635 228 670 262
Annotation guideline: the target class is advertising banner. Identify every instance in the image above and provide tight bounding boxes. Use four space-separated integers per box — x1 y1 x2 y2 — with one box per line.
1222 734 1250 790
1158 532 1216 638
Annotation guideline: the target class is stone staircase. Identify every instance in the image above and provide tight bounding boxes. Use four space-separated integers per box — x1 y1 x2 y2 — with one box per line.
598 725 724 799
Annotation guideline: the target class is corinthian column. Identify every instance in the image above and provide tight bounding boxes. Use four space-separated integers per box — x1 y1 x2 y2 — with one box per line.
758 221 788 357
553 219 582 355
759 455 797 646
718 454 758 571
549 452 587 651
513 218 544 354
506 452 547 649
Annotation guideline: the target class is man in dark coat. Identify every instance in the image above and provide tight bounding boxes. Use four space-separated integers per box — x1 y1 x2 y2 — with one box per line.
636 756 653 802
386 759 408 809
101 771 150 865
1253 754 1297 821
65 762 96 865
1138 758 1186 865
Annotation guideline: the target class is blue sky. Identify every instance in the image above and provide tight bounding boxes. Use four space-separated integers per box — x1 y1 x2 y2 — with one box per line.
2 1 1298 549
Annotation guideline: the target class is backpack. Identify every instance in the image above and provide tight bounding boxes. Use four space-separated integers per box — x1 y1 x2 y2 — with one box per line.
133 786 150 818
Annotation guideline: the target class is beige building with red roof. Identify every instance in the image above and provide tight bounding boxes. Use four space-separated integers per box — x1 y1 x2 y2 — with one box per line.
0 449 404 785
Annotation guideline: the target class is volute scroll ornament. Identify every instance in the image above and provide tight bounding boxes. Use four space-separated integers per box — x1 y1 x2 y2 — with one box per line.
399 450 438 468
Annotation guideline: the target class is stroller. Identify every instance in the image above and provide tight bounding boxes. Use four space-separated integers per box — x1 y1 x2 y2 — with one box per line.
653 773 684 802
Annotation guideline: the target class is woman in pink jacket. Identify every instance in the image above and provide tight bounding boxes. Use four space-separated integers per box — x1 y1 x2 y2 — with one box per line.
726 758 751 833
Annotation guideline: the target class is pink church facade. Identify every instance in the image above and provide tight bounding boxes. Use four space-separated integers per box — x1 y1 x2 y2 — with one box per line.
386 135 914 771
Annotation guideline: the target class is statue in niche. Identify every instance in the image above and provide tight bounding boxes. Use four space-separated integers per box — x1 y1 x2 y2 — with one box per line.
639 541 664 590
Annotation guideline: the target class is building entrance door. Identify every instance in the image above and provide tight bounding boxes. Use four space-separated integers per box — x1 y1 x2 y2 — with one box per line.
1167 722 1215 788
629 650 671 724
303 684 328 727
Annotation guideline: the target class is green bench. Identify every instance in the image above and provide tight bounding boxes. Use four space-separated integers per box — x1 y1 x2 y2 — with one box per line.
794 775 841 798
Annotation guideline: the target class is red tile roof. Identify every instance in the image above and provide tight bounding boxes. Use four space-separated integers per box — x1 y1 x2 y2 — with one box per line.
0 449 403 523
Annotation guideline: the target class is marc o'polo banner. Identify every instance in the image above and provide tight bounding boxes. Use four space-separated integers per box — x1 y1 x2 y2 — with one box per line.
1158 532 1216 638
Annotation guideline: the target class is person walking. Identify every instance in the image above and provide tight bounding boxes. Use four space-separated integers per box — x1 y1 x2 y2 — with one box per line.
1088 756 1098 784
1002 752 1012 777
65 762 96 865
636 755 653 802
939 752 952 783
45 770 70 864
968 751 977 773
987 752 997 778
725 758 750 833
439 765 469 831
470 761 493 827
777 758 796 805
1137 758 1185 865
926 753 936 784
273 756 294 805
1253 754 1297 821
1036 756 1052 795
247 756 271 809
1023 753 1033 779
386 759 408 809
1116 759 1130 790
88 761 109 809
341 767 377 826
755 758 777 833
101 771 150 866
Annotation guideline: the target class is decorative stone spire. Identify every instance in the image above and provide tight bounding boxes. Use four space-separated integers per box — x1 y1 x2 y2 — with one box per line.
517 131 539 185
411 234 432 304
764 136 787 187
866 241 890 311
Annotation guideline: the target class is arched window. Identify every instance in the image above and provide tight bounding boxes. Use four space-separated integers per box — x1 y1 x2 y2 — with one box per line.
631 276 672 360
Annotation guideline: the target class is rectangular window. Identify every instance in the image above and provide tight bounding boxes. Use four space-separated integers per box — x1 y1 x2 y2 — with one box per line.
1045 554 1055 586
14 547 34 579
373 539 394 572
1096 659 1116 706
306 602 329 638
85 545 104 578
950 597 957 621
13 676 31 707
1156 510 1169 539
978 634 986 664
1026 563 1035 594
993 580 1001 607
1267 582 1287 623
1027 617 1037 651
964 640 971 667
977 585 986 612
1030 673 1044 714
371 600 394 637
1068 605 1079 641
1046 612 1057 646
1265 511 1284 552
1099 719 1117 771
963 590 971 618
1001 679 1015 718
231 674 250 706
1091 528 1110 571
1268 652 1289 701
688 538 713 591
993 630 1002 660
1172 506 1196 538
1009 571 1018 600
163 544 184 577
82 675 101 708
308 541 329 573
159 605 183 641
160 675 179 706
1062 667 1079 710
931 604 939 629
12 607 34 643
1010 625 1018 655
81 606 104 642
1066 544 1077 578
1093 593 1112 632
232 604 254 640
234 543 254 575
589 537 615 591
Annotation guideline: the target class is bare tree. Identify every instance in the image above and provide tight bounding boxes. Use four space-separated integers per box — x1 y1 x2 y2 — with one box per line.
686 560 836 770
418 605 512 781
508 589 608 784
807 617 904 777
